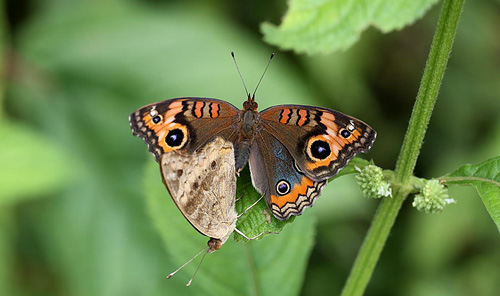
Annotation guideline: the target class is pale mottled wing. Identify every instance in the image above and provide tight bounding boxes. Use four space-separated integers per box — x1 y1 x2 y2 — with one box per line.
260 105 376 181
160 137 237 242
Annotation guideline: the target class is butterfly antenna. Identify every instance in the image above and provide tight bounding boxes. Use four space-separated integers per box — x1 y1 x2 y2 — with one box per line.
166 246 209 280
231 51 250 98
186 249 209 287
252 53 274 100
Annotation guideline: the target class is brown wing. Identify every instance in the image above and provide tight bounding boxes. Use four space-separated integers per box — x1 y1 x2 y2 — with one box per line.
129 97 240 162
260 105 376 181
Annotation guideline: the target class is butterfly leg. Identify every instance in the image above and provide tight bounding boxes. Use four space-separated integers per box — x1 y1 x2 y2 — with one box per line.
235 189 246 203
234 228 279 241
237 194 264 218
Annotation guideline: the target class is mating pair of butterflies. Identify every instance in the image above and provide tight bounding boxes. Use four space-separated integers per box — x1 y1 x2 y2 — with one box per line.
130 91 376 254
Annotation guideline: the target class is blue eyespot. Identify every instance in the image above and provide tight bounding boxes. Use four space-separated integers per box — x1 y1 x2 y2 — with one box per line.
340 129 351 138
276 180 291 196
165 129 184 147
152 115 162 124
311 140 331 159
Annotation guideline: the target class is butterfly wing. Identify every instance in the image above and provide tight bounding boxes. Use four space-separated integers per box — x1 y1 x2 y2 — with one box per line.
129 97 240 162
129 98 240 241
250 105 376 220
260 105 376 181
249 130 327 221
160 136 238 242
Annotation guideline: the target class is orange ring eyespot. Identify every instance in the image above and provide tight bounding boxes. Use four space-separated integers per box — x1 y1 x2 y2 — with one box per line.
165 129 184 148
151 114 163 124
147 108 164 125
306 135 332 162
339 128 351 138
158 124 188 152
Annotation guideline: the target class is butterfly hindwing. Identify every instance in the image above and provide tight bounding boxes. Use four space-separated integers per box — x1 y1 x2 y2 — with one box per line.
160 136 238 242
249 130 327 220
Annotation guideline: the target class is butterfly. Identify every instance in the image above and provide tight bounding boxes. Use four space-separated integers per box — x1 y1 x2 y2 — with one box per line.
129 54 376 258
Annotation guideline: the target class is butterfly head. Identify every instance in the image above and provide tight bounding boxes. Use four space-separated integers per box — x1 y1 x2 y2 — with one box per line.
243 93 258 110
207 238 224 253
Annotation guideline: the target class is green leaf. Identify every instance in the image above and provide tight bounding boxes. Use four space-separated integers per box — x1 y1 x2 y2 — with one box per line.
234 168 293 242
0 121 71 205
261 0 439 54
144 159 315 295
442 156 500 232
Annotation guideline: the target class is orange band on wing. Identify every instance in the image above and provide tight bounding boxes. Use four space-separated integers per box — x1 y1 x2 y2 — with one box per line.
348 129 361 143
321 112 336 122
210 103 220 118
270 177 314 208
194 101 204 118
297 109 308 126
164 105 184 125
279 109 291 124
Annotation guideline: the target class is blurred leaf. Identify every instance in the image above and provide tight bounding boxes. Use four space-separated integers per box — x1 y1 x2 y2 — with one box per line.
0 210 14 296
0 0 6 120
144 159 315 295
262 0 439 54
442 156 500 232
18 1 316 109
0 120 71 205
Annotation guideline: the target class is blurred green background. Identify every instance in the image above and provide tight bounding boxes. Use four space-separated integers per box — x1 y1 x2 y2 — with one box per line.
2 0 500 295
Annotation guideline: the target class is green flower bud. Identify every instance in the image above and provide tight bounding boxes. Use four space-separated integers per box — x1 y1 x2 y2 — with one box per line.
356 165 392 199
412 179 453 213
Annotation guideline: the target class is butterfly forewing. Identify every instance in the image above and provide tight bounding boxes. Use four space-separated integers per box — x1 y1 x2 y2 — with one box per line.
259 105 376 181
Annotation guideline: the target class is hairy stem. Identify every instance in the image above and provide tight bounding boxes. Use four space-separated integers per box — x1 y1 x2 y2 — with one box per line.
341 0 465 295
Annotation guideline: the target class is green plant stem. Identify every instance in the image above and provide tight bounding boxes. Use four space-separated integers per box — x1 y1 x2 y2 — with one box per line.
394 0 465 184
341 0 465 295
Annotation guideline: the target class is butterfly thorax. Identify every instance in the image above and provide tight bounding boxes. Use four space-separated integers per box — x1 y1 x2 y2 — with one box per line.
240 108 260 139
240 95 259 137
234 107 261 173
